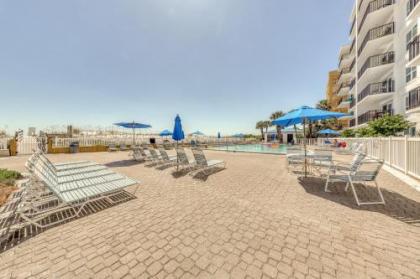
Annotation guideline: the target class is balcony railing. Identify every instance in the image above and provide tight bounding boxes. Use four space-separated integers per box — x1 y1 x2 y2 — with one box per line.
408 35 419 62
358 109 393 125
358 51 394 78
407 0 419 16
358 0 395 33
358 22 394 56
359 0 365 10
349 59 356 72
358 80 394 102
350 79 356 90
350 98 356 109
406 86 420 110
338 66 351 81
349 39 356 54
350 119 356 127
336 81 351 95
350 18 356 35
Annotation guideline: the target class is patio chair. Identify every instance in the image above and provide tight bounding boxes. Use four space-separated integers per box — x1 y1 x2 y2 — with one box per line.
335 142 363 155
130 147 145 162
311 149 333 175
119 144 129 151
286 146 305 173
325 153 385 206
108 143 118 152
21 155 139 229
173 147 195 171
189 148 226 176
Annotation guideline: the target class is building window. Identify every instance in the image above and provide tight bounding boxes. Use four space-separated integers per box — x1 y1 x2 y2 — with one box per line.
406 24 418 47
406 66 417 83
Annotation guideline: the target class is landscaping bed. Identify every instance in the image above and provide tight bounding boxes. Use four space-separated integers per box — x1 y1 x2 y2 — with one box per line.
0 168 22 206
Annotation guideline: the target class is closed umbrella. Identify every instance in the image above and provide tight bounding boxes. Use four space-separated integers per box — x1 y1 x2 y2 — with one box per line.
172 115 185 170
273 106 348 176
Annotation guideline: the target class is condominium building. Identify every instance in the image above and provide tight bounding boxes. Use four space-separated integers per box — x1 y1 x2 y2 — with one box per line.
334 0 420 135
326 70 349 128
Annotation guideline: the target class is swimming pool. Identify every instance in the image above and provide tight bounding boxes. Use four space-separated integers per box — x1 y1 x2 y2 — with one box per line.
209 144 286 154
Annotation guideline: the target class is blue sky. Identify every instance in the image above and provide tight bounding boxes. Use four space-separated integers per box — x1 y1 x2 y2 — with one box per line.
0 0 353 135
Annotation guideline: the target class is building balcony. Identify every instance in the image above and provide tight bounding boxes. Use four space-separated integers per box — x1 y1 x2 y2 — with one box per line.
407 35 420 66
358 22 394 57
349 119 356 127
358 109 393 125
349 18 356 36
337 97 354 109
349 39 356 54
350 98 356 109
336 81 351 97
358 51 394 79
358 79 394 103
338 66 352 83
406 86 420 111
407 0 419 19
358 0 395 33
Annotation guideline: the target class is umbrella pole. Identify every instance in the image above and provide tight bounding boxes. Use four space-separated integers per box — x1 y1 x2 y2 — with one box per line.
176 141 179 171
304 120 307 177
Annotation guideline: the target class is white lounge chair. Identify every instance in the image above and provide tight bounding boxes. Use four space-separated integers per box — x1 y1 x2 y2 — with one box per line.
189 148 226 176
325 153 385 206
108 143 118 152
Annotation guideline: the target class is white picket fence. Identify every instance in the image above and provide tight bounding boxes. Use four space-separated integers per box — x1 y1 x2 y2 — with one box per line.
318 137 420 180
17 136 40 155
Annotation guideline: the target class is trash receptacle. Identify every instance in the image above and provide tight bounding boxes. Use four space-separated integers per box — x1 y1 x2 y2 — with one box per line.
69 141 79 153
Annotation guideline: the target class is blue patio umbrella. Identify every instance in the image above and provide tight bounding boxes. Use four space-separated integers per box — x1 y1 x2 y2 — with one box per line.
272 106 349 176
114 121 152 145
159 129 172 137
172 115 185 170
317 129 341 136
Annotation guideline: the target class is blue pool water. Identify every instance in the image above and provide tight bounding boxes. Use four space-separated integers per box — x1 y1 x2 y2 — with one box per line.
210 144 286 154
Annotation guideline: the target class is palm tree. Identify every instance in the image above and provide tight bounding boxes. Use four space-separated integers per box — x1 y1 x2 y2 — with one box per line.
256 121 265 140
270 111 284 143
316 99 331 111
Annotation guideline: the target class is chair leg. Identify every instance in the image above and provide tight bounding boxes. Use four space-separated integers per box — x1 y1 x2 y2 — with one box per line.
344 182 349 192
324 177 331 192
374 180 385 205
348 178 361 206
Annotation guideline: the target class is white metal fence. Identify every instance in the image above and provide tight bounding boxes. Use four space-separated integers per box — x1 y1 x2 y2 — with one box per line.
317 137 420 180
17 136 40 155
0 137 11 150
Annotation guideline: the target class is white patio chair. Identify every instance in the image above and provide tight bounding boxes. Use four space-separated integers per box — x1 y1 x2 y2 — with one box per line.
189 148 226 176
325 153 385 206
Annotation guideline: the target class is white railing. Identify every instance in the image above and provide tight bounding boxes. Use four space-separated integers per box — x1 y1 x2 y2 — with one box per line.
317 137 420 180
0 137 11 150
52 135 243 148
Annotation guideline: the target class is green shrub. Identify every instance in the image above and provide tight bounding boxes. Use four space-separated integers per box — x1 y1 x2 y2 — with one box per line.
0 169 22 186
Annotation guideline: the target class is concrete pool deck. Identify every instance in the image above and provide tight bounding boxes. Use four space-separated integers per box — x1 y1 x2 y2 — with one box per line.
0 150 419 278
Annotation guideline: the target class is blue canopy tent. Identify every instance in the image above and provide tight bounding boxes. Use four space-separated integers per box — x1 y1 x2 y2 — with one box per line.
159 129 172 137
114 121 152 145
317 129 341 136
172 115 185 170
190 131 205 136
272 106 348 176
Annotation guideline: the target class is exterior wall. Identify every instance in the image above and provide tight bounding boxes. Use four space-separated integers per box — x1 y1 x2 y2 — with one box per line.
326 70 349 128
336 0 420 133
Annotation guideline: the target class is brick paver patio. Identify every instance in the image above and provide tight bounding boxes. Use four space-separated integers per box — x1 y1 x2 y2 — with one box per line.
0 150 419 278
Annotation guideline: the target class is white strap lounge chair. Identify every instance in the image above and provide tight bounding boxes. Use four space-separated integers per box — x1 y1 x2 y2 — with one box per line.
119 144 129 151
130 148 145 162
174 147 195 171
189 148 226 176
108 143 118 152
325 153 385 206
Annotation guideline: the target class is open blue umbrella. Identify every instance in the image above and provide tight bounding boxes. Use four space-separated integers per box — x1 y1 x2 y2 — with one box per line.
172 115 185 170
114 121 152 145
318 129 341 136
159 129 172 137
272 106 348 176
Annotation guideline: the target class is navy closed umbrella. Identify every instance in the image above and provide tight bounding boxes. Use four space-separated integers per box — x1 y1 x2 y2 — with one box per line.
172 115 185 170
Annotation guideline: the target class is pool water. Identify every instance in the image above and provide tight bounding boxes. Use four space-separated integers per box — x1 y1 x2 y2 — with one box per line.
210 144 286 154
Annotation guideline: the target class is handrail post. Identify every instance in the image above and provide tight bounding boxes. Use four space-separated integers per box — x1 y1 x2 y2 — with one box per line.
388 136 391 165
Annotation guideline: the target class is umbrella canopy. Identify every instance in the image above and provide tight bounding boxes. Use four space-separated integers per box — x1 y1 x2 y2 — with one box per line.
190 131 205 136
272 106 348 127
114 122 151 129
272 106 348 177
159 129 172 136
172 115 185 141
114 121 152 145
318 129 341 135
